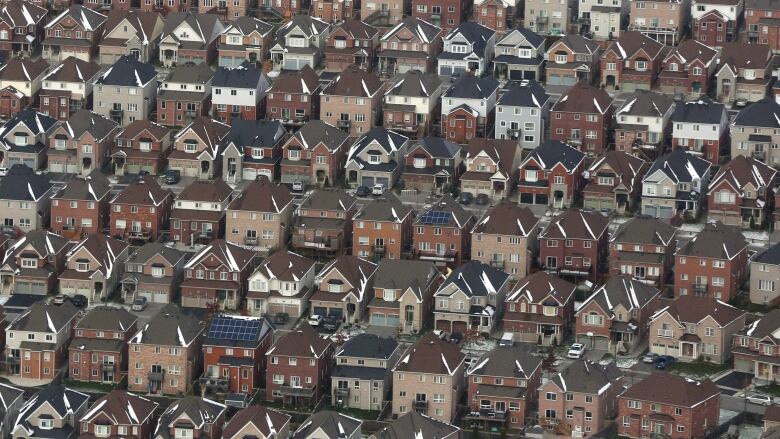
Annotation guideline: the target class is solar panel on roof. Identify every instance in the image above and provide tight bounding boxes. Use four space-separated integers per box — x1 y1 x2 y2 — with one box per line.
207 316 263 341
420 211 451 225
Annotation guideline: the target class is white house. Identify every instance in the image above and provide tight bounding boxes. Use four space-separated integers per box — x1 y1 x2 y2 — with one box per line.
440 76 500 119
211 65 272 113
247 251 317 318
437 21 496 77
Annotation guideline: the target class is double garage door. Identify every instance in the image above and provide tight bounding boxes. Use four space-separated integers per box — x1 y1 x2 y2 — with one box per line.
284 58 311 70
243 168 272 182
313 306 343 319
13 280 46 294
439 66 466 76
508 69 536 81
48 162 79 173
436 320 467 334
577 334 609 351
139 290 170 304
8 157 35 169
643 205 675 219
371 313 400 327
361 176 389 187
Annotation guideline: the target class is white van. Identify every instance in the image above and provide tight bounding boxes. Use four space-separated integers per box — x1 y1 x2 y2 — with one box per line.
499 332 514 347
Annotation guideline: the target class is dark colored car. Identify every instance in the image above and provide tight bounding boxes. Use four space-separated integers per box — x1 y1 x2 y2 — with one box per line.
450 332 463 344
71 294 88 308
273 312 290 325
458 192 474 205
475 193 489 205
163 169 181 184
654 355 675 369
323 315 340 331
356 186 370 197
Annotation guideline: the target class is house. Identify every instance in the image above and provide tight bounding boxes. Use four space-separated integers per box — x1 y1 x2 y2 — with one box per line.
692 0 742 45
170 179 234 244
578 0 626 40
494 80 551 150
69 306 137 384
222 406 291 439
211 64 271 124
583 151 648 213
59 234 129 303
158 12 224 67
279 120 350 186
391 334 465 422
715 42 773 105
0 109 57 171
440 76 499 144
746 0 780 50
750 244 780 305
221 120 287 184
310 0 356 23
156 63 214 128
98 10 165 64
265 325 334 408
217 17 274 68
5 301 81 380
291 188 357 257
370 412 460 439
731 98 780 166
0 165 53 232
471 202 539 278
544 35 601 86
609 216 677 286
225 177 294 253
674 222 748 301
670 97 729 163
48 110 118 175
576 276 662 354
0 230 71 296
111 121 173 176
650 295 745 364
11 385 88 439
246 250 316 318
538 361 624 437
601 31 667 92
323 20 380 72
332 333 403 411
39 57 102 121
321 65 383 136
352 194 414 260
50 170 111 237
413 195 475 266
266 66 321 129
613 90 675 158
437 22 496 77
641 148 712 219
78 391 158 439
167 117 231 179
383 71 443 139
474 0 521 33
378 17 443 76
366 259 442 333
127 305 204 395
465 344 543 431
517 140 586 208
733 308 780 382
43 6 107 62
200 314 274 396
359 0 404 27
198 0 249 20
94 55 158 126
411 0 468 29
180 239 256 310
292 412 361 439
524 0 576 34
539 209 610 282
504 271 576 345
311 255 378 323
0 59 50 118
109 178 174 241
269 16 330 71
627 0 689 45
139 0 187 14
0 0 47 57
658 39 719 96
402 136 461 193
433 260 511 334
152 397 225 439
550 82 614 156
707 155 776 227
0 384 23 439
120 242 187 304
345 128 409 189
492 28 546 82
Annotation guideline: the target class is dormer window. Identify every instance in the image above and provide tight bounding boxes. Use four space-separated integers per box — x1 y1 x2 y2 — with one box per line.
328 280 343 293
184 140 197 153
139 141 151 152
744 69 755 80
383 289 395 301
39 419 53 430
76 260 90 272
21 257 37 268
451 43 468 53
668 63 678 71
369 154 380 164
15 133 27 146
413 157 426 168
228 35 241 45
597 176 614 186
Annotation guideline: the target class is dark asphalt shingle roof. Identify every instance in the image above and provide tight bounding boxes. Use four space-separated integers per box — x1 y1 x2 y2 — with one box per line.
615 90 675 116
413 136 460 158
671 96 726 124
131 304 203 346
497 79 549 107
53 169 112 201
754 242 780 265
385 70 441 98
733 97 780 128
644 149 711 184
550 360 622 394
154 397 225 439
442 21 495 59
468 343 541 379
213 63 264 88
676 221 747 259
522 140 585 172
0 164 52 201
76 306 137 332
439 260 509 299
291 120 349 152
95 55 156 86
578 275 662 314
292 411 362 439
10 301 80 332
337 333 398 359
619 373 719 407
444 75 499 99
611 216 677 245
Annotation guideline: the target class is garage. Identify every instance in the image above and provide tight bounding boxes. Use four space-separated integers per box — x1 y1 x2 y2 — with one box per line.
7 157 21 167
243 168 257 181
452 321 467 334
22 158 35 169
439 66 452 76
578 334 609 351
328 307 344 319
659 206 674 218
519 193 533 204
313 306 327 317
535 194 548 205
436 320 450 331
154 291 169 303
49 162 63 173
452 67 465 76
361 176 374 187
509 69 525 80
733 357 754 374
371 313 386 326
386 314 400 327
643 205 657 217
524 71 536 80
376 177 389 187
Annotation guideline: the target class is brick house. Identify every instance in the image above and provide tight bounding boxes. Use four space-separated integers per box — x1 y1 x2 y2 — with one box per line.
715 43 772 105
111 121 173 177
692 0 742 45
40 57 102 121
265 325 334 408
170 179 234 244
221 120 287 184
156 63 214 128
460 138 519 201
600 31 667 92
0 59 50 118
0 0 47 57
413 195 475 266
168 117 231 179
225 177 293 253
266 66 321 130
583 151 648 213
98 10 164 65
474 0 520 32
11 385 88 439
539 210 610 282
223 406 291 439
492 28 546 82
641 149 712 219
550 83 613 157
291 189 358 258
671 97 729 163
128 305 204 395
0 382 21 439
392 334 465 422
246 250 317 318
59 233 129 303
279 120 350 187
538 361 624 437
544 35 601 87
311 0 356 24
433 261 511 335
504 271 576 345
78 390 159 439
733 308 780 383
311 255 378 322
158 12 224 68
120 242 187 304
384 72 443 140
211 64 271 125
152 397 225 439
323 20 379 72
707 155 776 227
198 0 249 20
352 195 413 261
745 0 776 44
575 276 662 354
609 216 677 286
0 230 71 296
465 344 543 431
200 314 274 396
50 170 112 237
217 17 274 68
411 0 469 29
517 140 586 208
627 0 689 45
402 137 461 193
658 39 719 97
674 222 748 301
471 202 539 278
370 412 460 439
0 109 57 171
378 18 444 76
48 110 118 175
180 239 256 310
43 6 107 63
731 98 780 166
69 306 137 384
269 16 330 71
750 7 780 51
109 178 174 242
321 65 383 137
613 90 675 158
440 76 499 144
139 0 187 14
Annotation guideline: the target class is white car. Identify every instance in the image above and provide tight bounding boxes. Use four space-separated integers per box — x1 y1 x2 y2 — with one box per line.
292 181 304 192
746 393 773 405
567 343 587 359
308 314 324 327
372 183 386 195
0 168 7 177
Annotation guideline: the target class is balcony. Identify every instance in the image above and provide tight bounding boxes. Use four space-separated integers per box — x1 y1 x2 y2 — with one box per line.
110 109 123 118
464 409 508 423
413 400 428 410
334 387 350 396
693 283 708 294
186 110 198 117
292 235 340 251
415 249 457 262
389 122 419 133
490 260 505 269
199 376 229 391
101 363 115 371
373 244 385 254
337 119 351 128
752 150 766 160
245 236 258 246
148 371 164 382
283 115 309 126
6 356 19 364
279 385 317 397
536 15 548 24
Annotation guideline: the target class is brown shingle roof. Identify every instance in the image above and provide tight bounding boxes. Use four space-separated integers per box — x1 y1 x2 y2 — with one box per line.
619 373 719 407
76 306 137 332
267 64 320 94
719 42 772 73
177 179 233 203
611 216 676 245
334 19 379 39
111 178 172 206
254 250 315 283
507 271 577 305
228 177 293 214
588 150 647 192
607 31 665 60
394 333 465 375
116 120 171 141
676 221 748 259
0 58 49 82
708 155 776 195
651 295 745 327
184 239 255 272
465 138 520 178
665 39 718 66
472 202 538 236
322 64 383 97
553 82 613 115
267 324 332 358
81 390 158 425
175 116 231 159
540 209 609 240
223 406 290 439
44 57 101 84
102 10 161 45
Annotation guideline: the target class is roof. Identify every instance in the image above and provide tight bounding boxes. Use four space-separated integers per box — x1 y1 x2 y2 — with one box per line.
317 255 377 301
468 343 541 379
322 64 383 97
228 177 293 214
412 136 460 158
665 39 718 66
213 62 266 89
224 120 286 155
611 216 677 245
0 108 57 146
276 14 329 38
522 140 585 173
204 314 273 348
438 260 509 299
53 169 112 201
644 148 711 184
0 383 23 417
177 178 233 202
175 116 231 160
299 188 356 212
14 385 89 436
736 308 780 339
45 5 106 30
381 17 441 43
116 120 171 141
507 271 576 304
442 21 495 58
1 230 69 268
131 304 203 346
676 221 748 260
66 233 128 278
154 397 224 439
9 301 79 333
444 75 499 99
291 120 349 152
671 96 725 124
616 89 675 117
549 360 622 395
553 34 600 55
81 390 158 426
372 259 440 302
607 31 665 60
160 12 222 46
497 79 549 108
371 412 459 439
754 242 780 266
267 65 319 94
0 0 46 29
650 295 745 327
336 333 398 359
472 202 538 237
355 194 413 223
465 138 520 178
588 150 647 192
184 239 254 272
496 27 545 49
127 242 186 266
253 250 315 283
708 155 776 197
733 97 780 128
162 62 214 85
553 82 612 114
0 164 51 202
292 411 361 439
619 373 719 407
540 209 609 240
718 42 771 73
385 70 441 98
347 127 408 165
102 9 161 46
266 325 331 358
57 109 118 141
95 55 156 87
393 333 465 375
0 58 49 82
332 18 378 39
43 56 101 84
223 405 290 439
578 275 661 314
414 195 473 229
222 16 274 37
76 306 137 332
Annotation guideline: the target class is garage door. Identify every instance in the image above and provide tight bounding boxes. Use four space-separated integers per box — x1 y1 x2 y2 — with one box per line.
14 281 30 294
509 69 524 80
436 320 450 331
376 177 389 187
524 71 536 80
452 321 467 334
22 158 34 169
659 206 674 218
313 306 327 316
328 308 343 319
453 67 465 76
361 176 374 187
439 66 452 76
243 168 257 181
49 162 63 173
371 313 386 326
536 194 548 205
581 335 609 351
284 59 300 69
519 193 533 204
8 157 21 166
643 205 657 217
387 314 400 327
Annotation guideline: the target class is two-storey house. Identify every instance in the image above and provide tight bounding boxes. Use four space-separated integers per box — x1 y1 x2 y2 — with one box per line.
692 0 742 45
79 391 158 439
266 66 321 129
39 57 102 121
321 65 383 136
110 178 174 242
180 240 255 310
292 188 357 257
156 63 214 128
733 308 780 383
524 0 577 34
492 28 545 81
170 179 234 244
352 194 413 261
413 195 475 266
544 35 601 86
412 0 468 29
494 80 550 151
120 242 187 304
539 209 609 282
69 306 137 384
715 42 772 105
0 231 71 296
269 15 330 71
11 385 88 439
671 97 729 163
471 202 539 278
550 82 613 157
111 121 172 176
246 250 317 318
383 71 443 139
223 406 291 439
504 271 576 345
225 177 293 252
0 109 57 171
158 12 224 67
609 216 677 286
311 255 377 323
217 17 274 68
614 90 675 158
628 0 690 45
98 10 165 64
168 117 231 179
59 234 129 303
748 244 780 305
370 412 460 439
641 148 712 219
583 150 648 213
50 170 111 237
221 120 286 184
437 22 495 77
0 58 50 118
578 0 626 39
152 397 225 439
402 137 461 193
332 334 403 411
601 31 667 92
0 0 47 57
323 20 379 71
474 0 521 32
43 6 107 63
707 155 776 227
211 63 270 124
517 140 586 208
731 98 780 166
280 120 350 187
658 39 719 97
0 165 53 232
93 55 158 126
378 18 443 76
440 76 499 144
345 128 409 189
48 110 118 175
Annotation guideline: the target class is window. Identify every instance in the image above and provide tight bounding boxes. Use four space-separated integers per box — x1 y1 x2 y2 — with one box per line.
759 279 775 292
628 400 641 409
546 392 557 400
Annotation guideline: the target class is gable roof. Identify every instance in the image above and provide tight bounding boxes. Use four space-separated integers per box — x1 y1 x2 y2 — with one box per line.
414 195 473 229
0 164 51 201
213 63 265 88
267 65 319 94
299 188 356 211
44 56 101 84
336 333 398 359
465 138 520 177
549 360 622 395
222 16 274 37
736 308 780 339
174 116 231 160
45 5 106 31
540 209 609 240
733 97 780 128
708 155 776 196
131 304 203 346
355 193 413 223
58 109 118 141
290 120 349 152
381 16 441 43
753 242 780 266
292 411 361 439
1 230 69 267
95 55 156 87
322 64 383 97
619 373 719 407
176 178 233 203
0 58 49 82
160 11 223 45
394 333 465 375
615 89 675 117
553 82 612 114
412 136 460 159
76 306 137 332
611 216 677 245
318 255 377 302
607 31 665 60
228 177 293 214
253 250 315 283
385 70 441 98
371 412 459 439
266 324 332 358
578 275 661 315
472 201 538 237
102 9 160 46
183 239 255 272
0 109 57 150
53 169 111 201
10 300 80 332
203 314 273 348
650 295 745 327
588 150 647 192
664 39 718 66
438 260 509 299
223 405 290 439
522 140 585 172
224 120 286 152
126 242 186 266
441 21 494 59
277 14 329 38
444 75 499 99
372 259 440 302
0 0 46 29
553 34 599 54
346 127 408 165
671 96 725 124
676 221 748 259
496 27 545 49
14 385 89 437
66 233 129 278
507 271 577 304
644 148 711 184
115 120 171 142
161 62 214 85
81 390 158 426
331 18 378 39
497 79 549 108
154 397 225 439
0 383 23 418
468 343 542 379
718 42 771 73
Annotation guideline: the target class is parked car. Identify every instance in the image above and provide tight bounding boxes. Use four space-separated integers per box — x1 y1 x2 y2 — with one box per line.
308 314 324 327
53 294 68 305
449 332 463 344
71 294 88 308
273 312 290 325
291 181 304 192
654 355 675 369
642 352 659 364
323 316 339 331
356 185 370 197
567 343 586 359
458 192 474 205
372 183 386 196
163 169 181 184
475 193 489 205
746 392 773 405
131 296 148 311
0 167 8 177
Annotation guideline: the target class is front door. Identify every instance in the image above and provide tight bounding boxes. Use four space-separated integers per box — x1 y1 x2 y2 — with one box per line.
290 376 301 388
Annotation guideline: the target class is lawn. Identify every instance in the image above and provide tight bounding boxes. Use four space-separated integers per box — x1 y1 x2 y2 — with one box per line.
668 360 730 378
755 384 780 397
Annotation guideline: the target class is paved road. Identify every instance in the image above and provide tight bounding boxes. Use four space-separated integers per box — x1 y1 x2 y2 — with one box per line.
720 394 767 415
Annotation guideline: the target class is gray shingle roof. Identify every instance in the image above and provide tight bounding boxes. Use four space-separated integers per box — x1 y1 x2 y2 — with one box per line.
213 63 264 88
292 120 349 152
413 194 473 229
127 242 186 266
299 188 356 211
10 301 80 332
224 16 274 36
355 194 413 222
160 12 222 46
53 169 111 201
0 164 51 201
753 242 780 265
578 275 661 314
292 411 362 439
95 55 156 86
336 333 398 359
611 216 677 245
131 304 203 346
154 397 224 439
468 343 542 379
444 75 499 99
224 119 286 150
733 97 780 128
277 14 329 38
76 306 137 332
550 360 622 394
442 21 495 59
59 109 118 141
439 260 509 299
414 136 460 158
372 412 459 439
670 96 725 124
381 17 441 43
522 140 585 172
644 149 711 184
372 259 439 301
45 5 106 31
615 89 675 116
385 70 441 98
676 221 747 259
497 79 549 107
163 62 214 85
15 385 89 437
